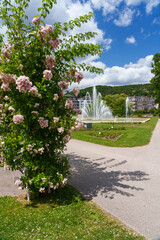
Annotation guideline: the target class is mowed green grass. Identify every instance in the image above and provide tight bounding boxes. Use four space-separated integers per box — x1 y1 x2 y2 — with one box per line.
72 117 158 147
0 185 145 240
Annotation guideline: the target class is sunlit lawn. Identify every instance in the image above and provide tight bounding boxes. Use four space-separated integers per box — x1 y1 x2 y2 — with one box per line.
0 185 145 240
72 117 158 147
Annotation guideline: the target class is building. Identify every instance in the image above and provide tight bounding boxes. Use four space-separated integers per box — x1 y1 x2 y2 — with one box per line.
67 95 80 109
128 96 158 111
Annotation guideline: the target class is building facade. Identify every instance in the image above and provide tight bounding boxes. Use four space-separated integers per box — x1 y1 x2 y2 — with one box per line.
128 96 158 111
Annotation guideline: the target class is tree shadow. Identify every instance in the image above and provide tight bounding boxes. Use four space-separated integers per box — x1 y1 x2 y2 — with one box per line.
68 152 150 200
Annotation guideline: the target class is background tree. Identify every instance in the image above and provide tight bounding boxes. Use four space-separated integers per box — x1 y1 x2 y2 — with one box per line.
103 94 127 117
151 53 160 104
78 84 154 98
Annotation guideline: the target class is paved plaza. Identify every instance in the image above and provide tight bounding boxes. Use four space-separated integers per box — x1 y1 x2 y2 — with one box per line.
1 120 160 239
66 119 160 240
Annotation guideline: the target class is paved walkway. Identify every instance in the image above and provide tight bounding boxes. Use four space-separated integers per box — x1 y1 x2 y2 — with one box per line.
0 120 160 239
65 119 160 240
0 168 27 197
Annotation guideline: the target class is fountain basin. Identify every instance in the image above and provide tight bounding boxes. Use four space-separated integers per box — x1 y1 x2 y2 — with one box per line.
81 117 150 124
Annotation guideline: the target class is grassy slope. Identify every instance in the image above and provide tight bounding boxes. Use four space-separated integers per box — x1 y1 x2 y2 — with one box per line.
72 117 158 147
0 185 145 240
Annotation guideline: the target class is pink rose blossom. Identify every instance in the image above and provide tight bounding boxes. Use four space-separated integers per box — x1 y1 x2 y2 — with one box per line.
1 48 10 58
28 180 32 185
49 126 54 130
75 72 83 84
75 121 84 130
74 109 82 115
63 134 71 143
39 187 45 193
38 147 44 154
49 182 54 188
57 127 64 134
73 87 80 97
33 149 38 154
17 64 23 70
53 117 59 123
8 106 15 112
68 68 76 80
42 177 47 183
1 44 13 59
4 43 13 50
38 117 48 128
58 81 69 90
29 85 38 95
0 73 16 84
20 147 24 153
34 103 39 108
40 24 53 38
31 111 39 115
15 179 23 187
32 17 41 24
44 55 55 70
43 70 53 80
13 115 24 124
71 126 75 131
65 99 73 109
1 83 11 91
61 178 67 186
49 38 60 48
16 75 32 93
45 24 52 32
53 94 58 101
4 95 9 101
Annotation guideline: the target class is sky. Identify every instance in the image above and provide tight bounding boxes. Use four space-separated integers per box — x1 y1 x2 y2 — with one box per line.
1 0 160 89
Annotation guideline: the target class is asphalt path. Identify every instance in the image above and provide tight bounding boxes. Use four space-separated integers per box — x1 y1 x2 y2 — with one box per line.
0 119 160 239
65 119 160 240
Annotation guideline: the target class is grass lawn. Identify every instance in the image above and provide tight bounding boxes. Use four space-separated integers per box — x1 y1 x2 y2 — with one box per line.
72 117 158 147
0 185 145 240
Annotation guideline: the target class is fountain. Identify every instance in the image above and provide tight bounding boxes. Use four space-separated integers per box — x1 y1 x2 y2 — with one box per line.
80 86 113 120
78 87 148 123
126 97 130 118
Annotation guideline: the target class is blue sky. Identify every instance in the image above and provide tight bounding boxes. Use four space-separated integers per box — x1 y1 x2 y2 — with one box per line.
1 0 160 89
95 2 160 68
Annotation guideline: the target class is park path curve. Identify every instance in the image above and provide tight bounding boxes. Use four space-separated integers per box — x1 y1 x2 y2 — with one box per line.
65 119 160 240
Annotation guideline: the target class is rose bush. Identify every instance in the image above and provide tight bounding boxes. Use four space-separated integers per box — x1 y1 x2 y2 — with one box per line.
0 0 103 199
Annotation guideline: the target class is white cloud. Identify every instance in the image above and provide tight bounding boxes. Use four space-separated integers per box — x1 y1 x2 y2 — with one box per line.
72 55 154 89
114 8 135 27
90 0 123 15
153 17 160 24
145 0 160 13
89 0 160 28
125 36 136 44
90 0 160 15
104 38 113 50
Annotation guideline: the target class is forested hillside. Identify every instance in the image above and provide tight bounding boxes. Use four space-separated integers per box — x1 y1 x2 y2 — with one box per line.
78 84 154 98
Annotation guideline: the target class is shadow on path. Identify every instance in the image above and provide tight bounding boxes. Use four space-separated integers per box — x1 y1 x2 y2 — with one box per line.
68 152 150 200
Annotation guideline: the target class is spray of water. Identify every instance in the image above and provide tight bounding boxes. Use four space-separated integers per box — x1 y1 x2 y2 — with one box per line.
126 97 130 118
80 86 113 120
